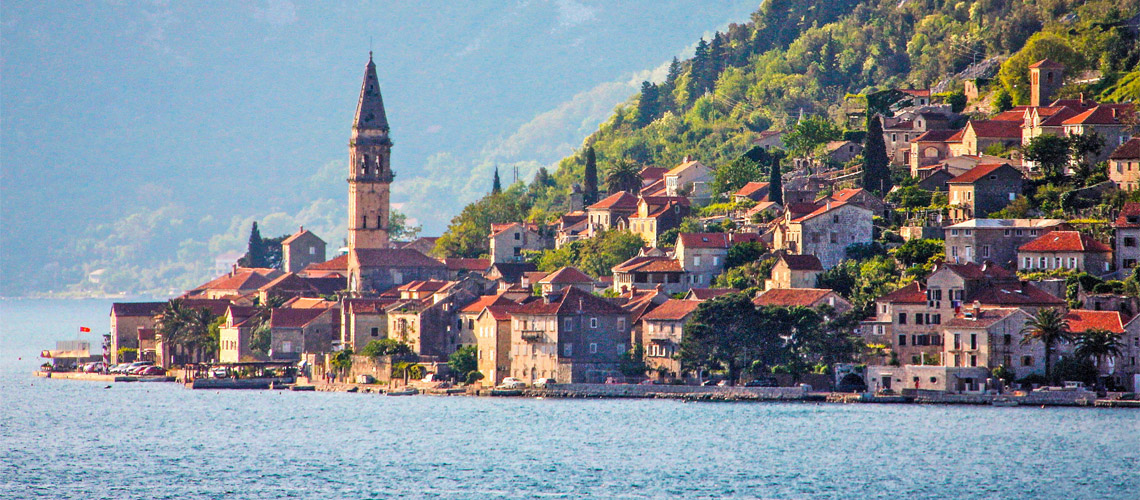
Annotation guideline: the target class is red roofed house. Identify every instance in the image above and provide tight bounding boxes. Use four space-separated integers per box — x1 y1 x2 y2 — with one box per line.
474 302 525 385
385 279 483 358
586 191 639 237
299 254 348 278
184 267 284 300
958 120 1022 156
628 195 691 248
489 222 546 264
611 256 685 295
753 288 852 316
441 258 491 280
1115 202 1140 271
1063 106 1135 165
910 128 962 174
664 156 714 203
538 267 596 294
947 163 1025 223
675 232 763 286
281 227 327 273
265 306 338 361
639 299 703 381
772 201 873 269
508 286 632 384
348 248 449 294
753 129 786 151
458 292 520 347
1018 231 1112 274
340 298 399 352
109 302 167 363
816 187 888 217
765 253 824 290
1108 137 1140 191
733 182 771 203
940 307 1037 382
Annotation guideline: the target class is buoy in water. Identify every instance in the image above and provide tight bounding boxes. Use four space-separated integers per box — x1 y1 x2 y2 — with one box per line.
104 385 111 389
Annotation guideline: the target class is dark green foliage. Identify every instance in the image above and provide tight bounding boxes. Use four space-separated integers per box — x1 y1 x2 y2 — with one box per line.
887 185 933 209
619 344 648 377
893 239 943 267
492 167 502 194
329 348 353 375
604 159 642 194
942 90 967 113
242 222 268 268
862 116 891 196
725 241 765 269
433 186 533 258
712 155 764 197
783 116 842 159
1024 134 1071 181
769 152 783 205
636 81 660 128
1020 308 1073 380
845 242 886 261
714 257 775 292
361 338 414 359
534 230 645 278
992 88 1013 113
447 345 478 380
1049 356 1098 386
388 208 422 243
155 299 219 363
583 146 599 206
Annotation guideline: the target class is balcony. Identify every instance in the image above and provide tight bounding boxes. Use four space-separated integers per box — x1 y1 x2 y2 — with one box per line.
644 331 674 343
520 330 544 342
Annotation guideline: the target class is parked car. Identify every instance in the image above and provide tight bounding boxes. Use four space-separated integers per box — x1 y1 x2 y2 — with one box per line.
87 362 107 373
498 377 525 389
109 364 131 374
534 378 556 388
210 368 229 379
139 366 166 376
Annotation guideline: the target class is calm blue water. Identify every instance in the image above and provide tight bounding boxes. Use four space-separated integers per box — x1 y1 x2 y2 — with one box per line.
2 299 1139 499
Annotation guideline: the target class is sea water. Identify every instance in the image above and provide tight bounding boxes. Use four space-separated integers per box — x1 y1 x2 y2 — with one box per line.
2 299 1138 499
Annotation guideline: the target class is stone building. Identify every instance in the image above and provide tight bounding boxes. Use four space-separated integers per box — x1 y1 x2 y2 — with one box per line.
109 302 166 363
638 299 702 381
508 286 631 384
1108 137 1140 191
347 53 393 252
281 227 326 273
585 192 639 236
675 232 761 288
537 267 595 295
955 120 1022 157
340 298 398 353
941 307 1035 377
183 267 283 300
765 253 823 290
943 218 1065 269
611 256 685 295
218 305 258 363
1029 59 1065 107
266 307 338 361
628 195 690 248
489 222 545 263
733 182 771 203
458 293 519 347
1018 231 1112 275
772 201 873 269
384 280 480 358
1114 202 1140 272
946 163 1024 222
664 156 714 203
347 248 448 294
817 187 888 218
753 288 852 315
473 303 522 386
909 129 961 174
1062 106 1134 166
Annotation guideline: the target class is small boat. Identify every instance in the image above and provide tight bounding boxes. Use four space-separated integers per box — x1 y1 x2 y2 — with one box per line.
991 398 1019 407
387 388 418 396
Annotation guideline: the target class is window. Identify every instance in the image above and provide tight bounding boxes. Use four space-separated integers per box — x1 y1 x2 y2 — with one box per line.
952 229 959 236
1126 237 1137 247
514 232 520 240
281 341 292 353
1009 192 1016 201
309 246 316 255
1022 356 1033 366
1016 229 1023 236
713 256 719 266
1039 257 1046 268
970 334 978 350
590 317 598 329
1004 229 1011 236
1003 334 1011 345
616 343 625 354
564 318 572 331
564 343 573 356
589 343 598 354
830 232 838 244
693 256 701 267
932 314 941 324
617 318 626 331
468 319 475 329
1069 257 1077 269
915 314 924 325
898 334 907 346
1024 257 1032 269
371 327 379 337
832 215 839 223
898 313 907 325
970 355 977 367
982 246 990 257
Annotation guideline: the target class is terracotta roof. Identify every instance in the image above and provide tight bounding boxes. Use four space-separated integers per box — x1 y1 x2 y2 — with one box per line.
303 254 348 272
779 254 823 271
397 280 450 293
1019 231 1111 253
786 202 822 216
1038 107 1080 126
735 182 770 198
1062 106 1128 126
753 288 837 308
914 129 961 142
488 262 537 283
1110 138 1140 161
898 88 931 97
828 188 878 204
641 299 702 321
189 268 282 294
943 308 1021 328
395 237 439 250
351 248 446 268
344 298 399 314
991 110 1027 122
946 163 1016 184
269 307 329 329
259 273 319 293
588 191 639 210
111 302 166 317
640 166 669 182
640 179 667 197
490 222 538 238
485 304 524 321
512 286 627 316
284 297 337 309
666 159 708 176
442 258 490 272
968 120 1022 139
1114 202 1140 228
945 129 965 142
1028 58 1065 69
539 267 594 284
686 288 737 300
303 276 346 296
281 228 323 245
612 256 683 273
1065 309 1125 334
939 261 1015 280
461 293 518 314
971 283 1065 307
879 282 927 304
755 130 785 140
678 233 731 249
790 201 868 223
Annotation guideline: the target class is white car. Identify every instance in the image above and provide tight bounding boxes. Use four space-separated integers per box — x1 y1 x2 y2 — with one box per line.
534 378 556 388
498 377 526 389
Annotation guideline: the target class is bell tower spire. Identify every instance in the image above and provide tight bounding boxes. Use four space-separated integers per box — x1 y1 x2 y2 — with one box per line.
347 53 392 252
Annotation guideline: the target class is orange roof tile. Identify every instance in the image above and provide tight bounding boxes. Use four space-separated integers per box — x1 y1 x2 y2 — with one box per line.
588 191 639 210
946 163 1015 184
538 267 594 284
1062 105 1129 126
968 120 1023 139
1065 309 1125 334
1018 231 1111 253
641 299 702 321
753 288 837 308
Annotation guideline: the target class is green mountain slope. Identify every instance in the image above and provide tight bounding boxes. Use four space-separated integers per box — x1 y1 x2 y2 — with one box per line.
436 0 1140 258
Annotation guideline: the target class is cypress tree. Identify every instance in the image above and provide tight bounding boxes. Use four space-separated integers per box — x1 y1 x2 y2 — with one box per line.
245 221 267 268
708 32 726 78
687 38 710 103
492 167 502 194
665 57 681 88
636 81 659 128
862 116 892 196
583 146 599 206
769 153 783 205
662 57 681 112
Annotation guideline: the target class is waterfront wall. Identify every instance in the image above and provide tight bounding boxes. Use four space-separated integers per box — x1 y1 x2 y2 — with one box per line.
534 383 812 399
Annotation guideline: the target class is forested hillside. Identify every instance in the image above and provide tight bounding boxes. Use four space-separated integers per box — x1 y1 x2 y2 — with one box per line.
435 0 1140 259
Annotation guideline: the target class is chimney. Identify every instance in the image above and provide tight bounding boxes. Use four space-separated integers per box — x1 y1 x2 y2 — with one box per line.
972 300 981 320
299 225 304 232
683 155 693 163
231 263 237 276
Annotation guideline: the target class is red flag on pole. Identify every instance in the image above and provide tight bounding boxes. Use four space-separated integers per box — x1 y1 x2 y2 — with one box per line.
79 327 91 332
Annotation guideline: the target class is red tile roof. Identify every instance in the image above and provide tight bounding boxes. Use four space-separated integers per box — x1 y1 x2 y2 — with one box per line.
1029 58 1065 69
734 182 770 198
879 282 927 304
344 298 399 314
513 286 626 316
461 293 518 314
686 288 737 300
946 163 1016 184
753 288 837 308
971 283 1065 307
442 258 490 272
1062 106 1128 126
111 302 167 317
641 299 702 321
539 267 594 284
1065 309 1125 334
991 110 1027 122
1038 107 1080 126
303 254 348 272
588 191 639 210
1110 138 1140 161
940 261 1015 280
189 268 282 294
914 129 962 142
612 256 683 273
898 88 931 97
828 188 879 204
943 308 1022 328
640 166 669 182
270 307 329 328
790 201 867 223
259 272 319 293
352 248 446 268
398 280 450 293
281 228 323 245
968 120 1023 139
485 304 524 321
678 233 731 249
779 254 823 271
1115 202 1140 228
1018 231 1111 253
945 129 965 142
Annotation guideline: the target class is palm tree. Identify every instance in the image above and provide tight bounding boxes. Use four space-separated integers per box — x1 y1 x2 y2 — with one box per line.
604 159 642 194
155 299 215 365
1074 327 1125 384
1019 308 1072 381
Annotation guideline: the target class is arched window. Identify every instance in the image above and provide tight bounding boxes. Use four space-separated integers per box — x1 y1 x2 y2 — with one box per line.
924 147 939 158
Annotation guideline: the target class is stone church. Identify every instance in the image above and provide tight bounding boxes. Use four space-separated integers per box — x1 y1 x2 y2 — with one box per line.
345 53 447 294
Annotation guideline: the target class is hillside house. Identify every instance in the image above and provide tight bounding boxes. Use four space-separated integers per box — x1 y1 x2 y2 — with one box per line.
1018 231 1112 275
772 201 873 269
946 163 1025 222
765 253 823 290
1109 137 1140 191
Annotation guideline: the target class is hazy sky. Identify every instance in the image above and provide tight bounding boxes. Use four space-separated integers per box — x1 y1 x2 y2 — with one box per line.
1 0 758 293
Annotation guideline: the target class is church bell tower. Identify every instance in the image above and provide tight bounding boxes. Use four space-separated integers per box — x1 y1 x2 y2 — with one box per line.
348 52 392 250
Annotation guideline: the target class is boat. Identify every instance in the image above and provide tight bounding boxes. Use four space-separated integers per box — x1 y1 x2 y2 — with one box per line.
387 388 418 396
991 397 1019 407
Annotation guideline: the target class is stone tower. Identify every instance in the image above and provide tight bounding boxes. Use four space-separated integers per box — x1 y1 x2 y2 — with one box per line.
1029 59 1065 107
348 52 392 251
